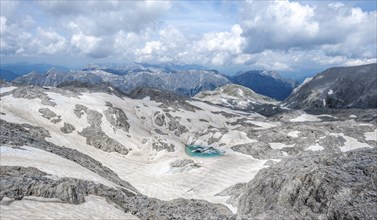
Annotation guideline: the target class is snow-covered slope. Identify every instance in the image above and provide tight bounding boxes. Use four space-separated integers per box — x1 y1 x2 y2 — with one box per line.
1 83 375 218
194 84 279 110
195 84 277 106
1 195 140 220
0 85 265 212
194 84 289 116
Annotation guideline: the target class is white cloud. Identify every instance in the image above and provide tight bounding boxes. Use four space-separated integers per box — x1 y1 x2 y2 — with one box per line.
0 0 375 74
31 28 67 55
38 1 172 36
0 15 66 56
240 1 376 56
70 30 110 58
195 24 245 55
232 0 376 71
241 1 320 53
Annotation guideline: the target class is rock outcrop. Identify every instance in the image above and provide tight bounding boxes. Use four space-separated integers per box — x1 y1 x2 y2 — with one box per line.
74 104 130 155
237 148 377 219
284 63 377 109
0 119 136 191
60 122 75 134
0 165 234 220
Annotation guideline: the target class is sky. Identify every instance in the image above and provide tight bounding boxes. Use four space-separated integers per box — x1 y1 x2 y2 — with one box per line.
0 0 376 78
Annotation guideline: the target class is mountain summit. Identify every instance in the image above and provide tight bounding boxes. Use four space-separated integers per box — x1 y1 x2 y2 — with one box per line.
284 63 377 109
229 70 298 100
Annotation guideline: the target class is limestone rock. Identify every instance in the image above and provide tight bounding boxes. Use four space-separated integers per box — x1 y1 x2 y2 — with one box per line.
60 122 75 134
237 148 377 219
104 106 130 132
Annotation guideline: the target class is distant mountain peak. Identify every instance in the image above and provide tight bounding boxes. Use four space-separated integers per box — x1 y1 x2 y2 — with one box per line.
229 70 298 100
284 63 377 109
13 64 230 97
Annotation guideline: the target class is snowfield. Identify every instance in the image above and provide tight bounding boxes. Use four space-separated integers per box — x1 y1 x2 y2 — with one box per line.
0 88 267 212
0 196 139 220
0 146 118 188
290 114 321 122
1 85 375 218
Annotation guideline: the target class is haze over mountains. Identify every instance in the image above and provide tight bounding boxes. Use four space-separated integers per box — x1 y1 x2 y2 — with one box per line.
4 62 301 99
0 63 69 81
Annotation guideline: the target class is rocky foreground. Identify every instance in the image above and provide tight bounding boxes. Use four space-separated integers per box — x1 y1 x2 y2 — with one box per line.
236 148 377 219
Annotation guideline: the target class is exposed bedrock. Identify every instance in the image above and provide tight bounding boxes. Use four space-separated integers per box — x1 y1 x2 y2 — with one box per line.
74 104 130 155
128 87 202 112
104 105 130 132
236 148 377 220
38 108 62 124
234 119 375 156
79 126 129 155
153 111 188 137
60 122 75 134
0 166 234 220
169 159 200 168
12 86 56 106
151 138 175 152
0 119 136 191
231 142 283 159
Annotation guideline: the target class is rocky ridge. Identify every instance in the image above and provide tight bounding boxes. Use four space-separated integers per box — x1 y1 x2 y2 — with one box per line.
284 63 377 109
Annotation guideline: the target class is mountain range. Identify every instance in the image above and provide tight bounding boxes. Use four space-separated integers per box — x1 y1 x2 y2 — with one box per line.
0 62 376 219
0 62 69 81
8 62 299 99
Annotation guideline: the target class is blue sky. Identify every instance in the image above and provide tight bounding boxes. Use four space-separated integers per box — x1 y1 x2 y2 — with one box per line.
1 0 376 78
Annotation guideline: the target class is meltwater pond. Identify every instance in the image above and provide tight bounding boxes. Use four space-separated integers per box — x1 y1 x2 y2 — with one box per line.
185 145 223 157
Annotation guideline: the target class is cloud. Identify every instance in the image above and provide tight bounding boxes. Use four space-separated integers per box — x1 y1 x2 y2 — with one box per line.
1 0 171 59
0 0 375 74
38 1 172 36
31 28 67 55
133 24 246 65
225 0 376 73
240 0 376 57
0 16 66 56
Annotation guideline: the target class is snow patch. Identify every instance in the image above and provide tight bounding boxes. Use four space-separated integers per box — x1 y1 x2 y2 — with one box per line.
290 114 321 122
269 143 295 150
0 146 117 187
292 77 313 94
248 121 280 129
0 196 139 220
306 144 324 151
287 131 300 138
0 86 17 94
330 133 372 152
364 129 377 141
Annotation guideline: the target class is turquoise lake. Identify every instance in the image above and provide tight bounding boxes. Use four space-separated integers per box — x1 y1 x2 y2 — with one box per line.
185 145 223 157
